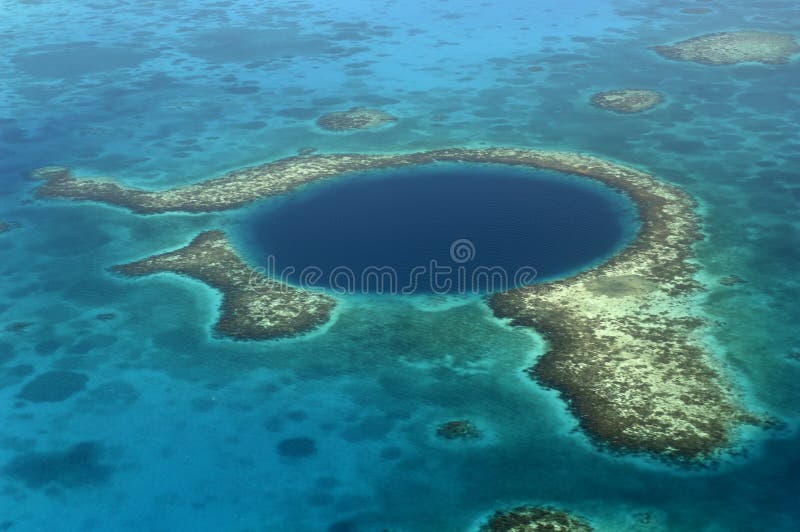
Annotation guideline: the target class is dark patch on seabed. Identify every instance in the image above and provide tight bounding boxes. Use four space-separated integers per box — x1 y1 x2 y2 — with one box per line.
4 442 112 489
17 370 88 403
277 437 317 458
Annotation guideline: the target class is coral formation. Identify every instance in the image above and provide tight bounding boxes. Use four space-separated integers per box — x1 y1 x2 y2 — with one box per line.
653 31 800 65
0 221 20 234
436 420 481 440
113 231 336 340
487 153 754 458
316 107 397 131
4 441 111 488
591 89 664 113
719 275 746 286
4 322 33 333
18 371 88 403
479 505 593 532
276 437 316 458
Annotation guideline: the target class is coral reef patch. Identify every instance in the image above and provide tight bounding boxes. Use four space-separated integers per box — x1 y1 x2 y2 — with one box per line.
4 322 33 333
591 89 664 113
436 420 482 440
276 437 316 458
0 221 20 234
316 107 397 131
18 371 88 402
653 31 800 65
478 505 593 532
4 441 112 489
113 231 336 340
719 275 746 286
487 153 754 459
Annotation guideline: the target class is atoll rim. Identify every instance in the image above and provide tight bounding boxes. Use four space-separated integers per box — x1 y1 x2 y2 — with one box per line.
33 146 755 458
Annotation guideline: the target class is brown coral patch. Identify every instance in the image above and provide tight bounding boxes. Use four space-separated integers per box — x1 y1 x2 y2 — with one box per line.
113 231 335 340
316 107 397 131
479 505 593 532
591 89 664 113
653 31 800 66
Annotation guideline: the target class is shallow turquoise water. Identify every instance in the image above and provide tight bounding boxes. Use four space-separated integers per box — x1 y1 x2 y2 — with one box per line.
1 1 799 531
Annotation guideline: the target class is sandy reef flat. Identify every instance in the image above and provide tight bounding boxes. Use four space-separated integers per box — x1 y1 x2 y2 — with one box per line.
653 31 800 65
113 230 336 340
34 147 753 458
591 89 664 113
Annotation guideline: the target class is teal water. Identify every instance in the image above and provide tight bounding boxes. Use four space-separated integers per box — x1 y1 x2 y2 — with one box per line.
1 1 799 531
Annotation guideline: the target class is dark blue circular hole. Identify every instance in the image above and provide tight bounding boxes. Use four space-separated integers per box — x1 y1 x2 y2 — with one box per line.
244 163 638 295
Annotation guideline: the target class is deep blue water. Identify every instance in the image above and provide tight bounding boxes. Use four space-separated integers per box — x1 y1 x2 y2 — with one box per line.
246 164 636 294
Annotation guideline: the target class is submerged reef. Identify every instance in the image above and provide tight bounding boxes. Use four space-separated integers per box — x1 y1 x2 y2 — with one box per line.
4 441 112 489
0 221 20 234
34 147 750 458
479 505 593 532
113 231 335 340
719 274 747 286
4 322 33 333
591 89 664 113
653 31 800 65
436 420 481 440
316 107 397 131
30 165 71 181
18 370 88 403
276 437 316 458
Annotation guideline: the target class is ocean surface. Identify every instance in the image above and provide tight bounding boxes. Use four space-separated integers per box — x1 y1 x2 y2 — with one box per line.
242 163 637 293
1 0 799 531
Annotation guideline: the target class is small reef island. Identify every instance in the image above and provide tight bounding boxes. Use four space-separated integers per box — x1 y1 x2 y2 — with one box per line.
591 89 664 113
32 147 755 460
316 107 397 131
479 505 593 532
653 31 800 65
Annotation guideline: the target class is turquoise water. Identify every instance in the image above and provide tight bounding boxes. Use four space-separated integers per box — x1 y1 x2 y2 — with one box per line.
242 163 638 293
1 1 799 530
